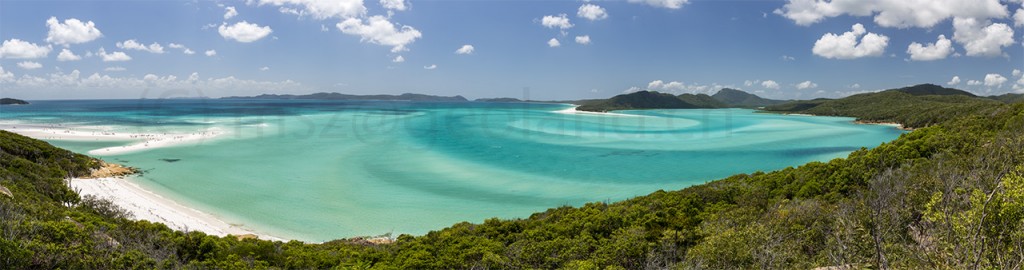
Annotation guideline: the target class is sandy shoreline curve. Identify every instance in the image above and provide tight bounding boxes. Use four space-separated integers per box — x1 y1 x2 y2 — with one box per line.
68 176 285 241
1 123 223 156
552 105 647 117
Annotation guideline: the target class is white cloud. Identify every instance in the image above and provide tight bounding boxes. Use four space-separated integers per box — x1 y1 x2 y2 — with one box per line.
578 4 608 21
575 35 591 45
455 44 474 54
984 73 1007 87
762 80 780 89
45 17 103 46
337 15 422 52
392 55 405 62
0 65 14 83
258 0 366 20
773 0 1008 28
5 70 305 94
205 50 217 56
260 66 270 71
423 64 437 70
225 6 239 20
105 67 126 72
780 55 796 61
219 21 273 43
796 80 818 89
948 75 961 85
57 48 82 61
97 48 131 62
967 79 983 86
643 80 728 94
906 35 954 61
812 23 889 59
116 40 165 54
1014 69 1022 77
628 0 688 9
850 83 861 88
168 43 195 55
17 61 42 70
548 38 561 47
952 18 1015 57
380 0 407 11
0 39 52 59
542 14 574 29
1015 9 1024 27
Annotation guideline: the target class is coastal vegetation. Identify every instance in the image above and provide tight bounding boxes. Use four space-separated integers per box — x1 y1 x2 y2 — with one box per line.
3 85 1024 268
710 88 788 108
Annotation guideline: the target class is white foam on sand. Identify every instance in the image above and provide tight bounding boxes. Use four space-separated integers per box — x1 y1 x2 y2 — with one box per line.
1 123 224 156
69 177 283 241
552 106 646 117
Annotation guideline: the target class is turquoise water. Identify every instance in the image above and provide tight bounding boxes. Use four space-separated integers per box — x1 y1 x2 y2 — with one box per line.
0 100 905 241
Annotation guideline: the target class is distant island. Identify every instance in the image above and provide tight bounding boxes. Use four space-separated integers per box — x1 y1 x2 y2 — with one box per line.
0 98 29 105
575 88 787 112
222 92 468 102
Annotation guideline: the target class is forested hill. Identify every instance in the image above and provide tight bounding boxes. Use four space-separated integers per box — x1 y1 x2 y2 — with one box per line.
763 84 1005 129
0 98 29 105
4 99 1024 268
577 91 726 112
711 88 789 108
222 92 468 102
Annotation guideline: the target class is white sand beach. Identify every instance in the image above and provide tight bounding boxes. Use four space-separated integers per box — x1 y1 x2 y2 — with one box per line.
69 177 283 241
1 123 223 156
552 106 647 117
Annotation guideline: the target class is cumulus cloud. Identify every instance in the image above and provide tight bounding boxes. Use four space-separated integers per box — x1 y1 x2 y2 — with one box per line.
642 80 730 94
542 14 573 29
57 48 82 61
948 75 961 85
780 55 796 61
984 73 1007 87
578 4 608 21
116 40 165 54
906 35 954 61
380 0 407 11
812 23 888 59
4 70 304 94
337 15 422 52
773 0 1008 28
455 44 474 54
796 80 818 89
548 38 561 47
168 43 195 55
1015 8 1024 27
105 67 126 72
762 80 780 89
17 61 42 70
0 39 52 59
205 50 217 56
392 55 405 62
0 65 13 83
952 18 1015 57
258 0 366 20
97 48 131 62
45 17 103 46
575 35 591 45
1014 69 1022 77
628 0 688 9
967 79 982 86
423 64 437 70
218 21 273 43
224 6 239 20
260 66 270 71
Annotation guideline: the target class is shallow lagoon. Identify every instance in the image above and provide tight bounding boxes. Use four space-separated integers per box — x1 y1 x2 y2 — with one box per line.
1 100 905 241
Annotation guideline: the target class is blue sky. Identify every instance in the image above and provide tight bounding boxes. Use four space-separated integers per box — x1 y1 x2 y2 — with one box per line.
1 0 1023 100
